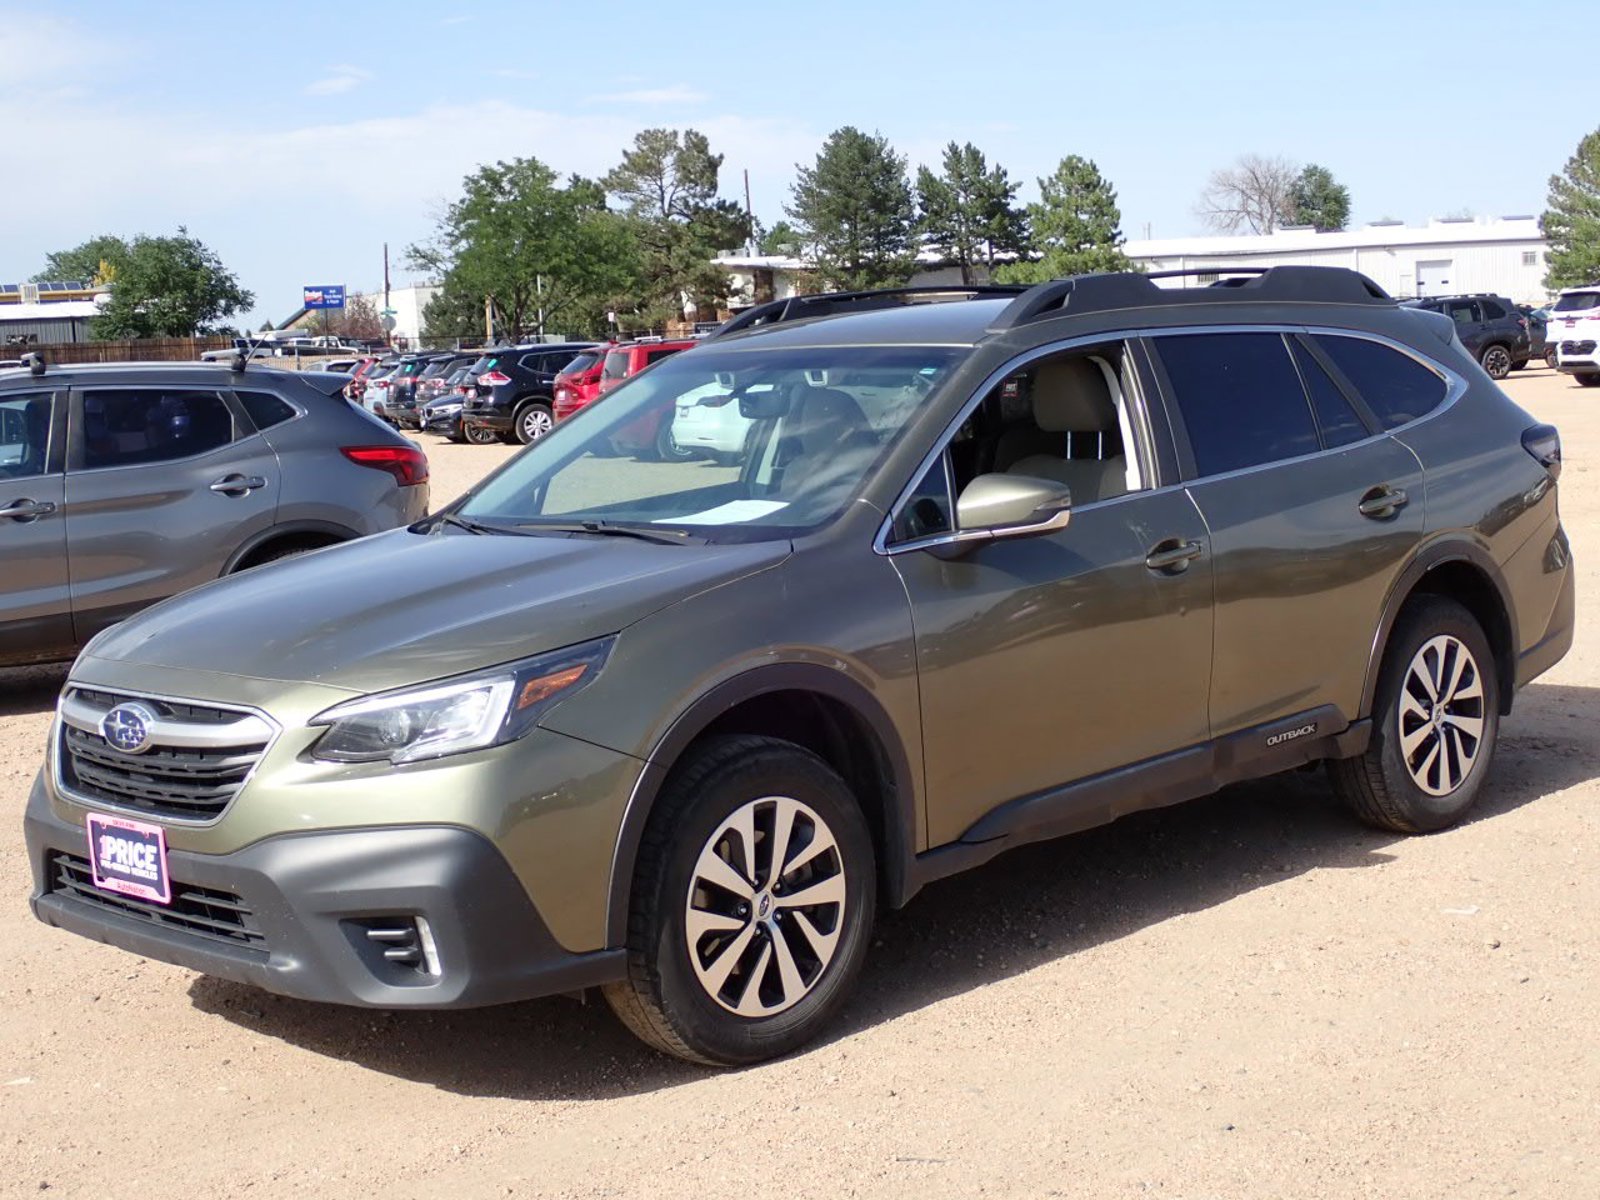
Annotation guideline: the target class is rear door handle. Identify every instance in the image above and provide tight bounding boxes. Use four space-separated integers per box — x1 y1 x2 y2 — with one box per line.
1358 485 1409 520
1145 538 1203 574
209 474 267 496
0 498 57 522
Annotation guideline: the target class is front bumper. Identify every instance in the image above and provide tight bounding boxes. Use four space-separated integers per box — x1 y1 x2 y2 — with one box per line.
26 777 624 1008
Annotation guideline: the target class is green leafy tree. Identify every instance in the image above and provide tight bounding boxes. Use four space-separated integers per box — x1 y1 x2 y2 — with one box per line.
410 158 640 340
788 127 917 290
1542 128 1600 290
759 219 805 257
92 228 253 338
1287 164 1351 231
604 128 749 322
33 234 131 285
996 156 1133 283
916 142 1028 283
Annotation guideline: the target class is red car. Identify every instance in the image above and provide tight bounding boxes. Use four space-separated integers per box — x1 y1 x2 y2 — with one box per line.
599 339 698 460
550 345 614 422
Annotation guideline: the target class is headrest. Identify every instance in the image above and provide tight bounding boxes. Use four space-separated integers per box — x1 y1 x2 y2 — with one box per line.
794 387 870 453
1032 357 1116 433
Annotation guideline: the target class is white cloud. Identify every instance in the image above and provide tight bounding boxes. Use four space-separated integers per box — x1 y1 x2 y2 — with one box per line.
304 65 372 96
589 84 708 106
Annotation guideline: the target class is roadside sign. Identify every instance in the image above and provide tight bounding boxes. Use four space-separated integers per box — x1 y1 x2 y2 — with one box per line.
303 285 346 310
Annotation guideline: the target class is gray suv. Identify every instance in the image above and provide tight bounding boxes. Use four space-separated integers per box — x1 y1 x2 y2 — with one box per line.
24 269 1573 1066
0 359 429 666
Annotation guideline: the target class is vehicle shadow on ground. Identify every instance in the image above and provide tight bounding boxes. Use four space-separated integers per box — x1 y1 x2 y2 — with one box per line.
187 681 1600 1101
0 664 68 717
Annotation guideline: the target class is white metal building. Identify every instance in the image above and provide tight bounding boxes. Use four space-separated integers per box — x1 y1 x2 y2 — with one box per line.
346 282 439 348
1125 217 1550 304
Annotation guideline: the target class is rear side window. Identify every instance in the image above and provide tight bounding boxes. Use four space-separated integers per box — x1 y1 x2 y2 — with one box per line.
81 390 234 469
561 352 599 377
645 347 686 366
1480 299 1507 320
236 390 296 431
1157 332 1319 477
1444 300 1479 325
1312 335 1449 430
1289 341 1369 449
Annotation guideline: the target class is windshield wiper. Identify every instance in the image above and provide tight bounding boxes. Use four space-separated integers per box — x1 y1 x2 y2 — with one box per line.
433 512 504 536
516 520 703 545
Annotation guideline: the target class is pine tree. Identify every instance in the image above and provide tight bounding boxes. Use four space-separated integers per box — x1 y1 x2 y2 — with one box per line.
916 142 1028 284
787 127 916 290
996 156 1132 284
1542 129 1600 290
1287 164 1351 232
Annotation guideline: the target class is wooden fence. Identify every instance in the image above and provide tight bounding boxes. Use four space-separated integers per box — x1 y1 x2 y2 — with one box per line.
16 336 235 365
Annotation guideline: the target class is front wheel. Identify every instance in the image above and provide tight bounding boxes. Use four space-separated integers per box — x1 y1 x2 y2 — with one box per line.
1545 348 1559 370
1480 344 1512 380
515 401 554 445
462 421 499 446
655 417 697 462
1329 597 1499 834
603 735 877 1065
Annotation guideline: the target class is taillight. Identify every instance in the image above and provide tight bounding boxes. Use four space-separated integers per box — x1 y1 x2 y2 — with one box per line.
373 379 391 389
342 445 429 487
480 370 512 386
1522 423 1562 480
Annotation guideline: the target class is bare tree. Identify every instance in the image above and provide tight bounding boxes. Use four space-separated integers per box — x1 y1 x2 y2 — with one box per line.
1197 154 1299 235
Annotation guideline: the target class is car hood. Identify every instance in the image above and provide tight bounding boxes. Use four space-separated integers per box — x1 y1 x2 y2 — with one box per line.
84 527 789 695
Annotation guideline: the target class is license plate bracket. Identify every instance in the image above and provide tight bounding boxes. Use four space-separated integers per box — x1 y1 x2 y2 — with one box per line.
86 813 171 906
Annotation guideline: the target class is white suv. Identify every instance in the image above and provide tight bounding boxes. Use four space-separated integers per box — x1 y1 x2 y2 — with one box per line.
1549 285 1600 386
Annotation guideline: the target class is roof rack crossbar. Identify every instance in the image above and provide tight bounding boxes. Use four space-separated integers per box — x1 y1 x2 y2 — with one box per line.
987 265 1392 333
710 284 1027 339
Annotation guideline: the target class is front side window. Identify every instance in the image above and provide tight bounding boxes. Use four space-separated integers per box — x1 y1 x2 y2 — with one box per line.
81 389 234 469
1156 333 1318 477
0 392 54 479
1313 335 1448 430
459 345 964 541
600 349 631 381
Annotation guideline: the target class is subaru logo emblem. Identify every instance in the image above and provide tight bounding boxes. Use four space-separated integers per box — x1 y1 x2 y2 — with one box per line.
100 702 158 755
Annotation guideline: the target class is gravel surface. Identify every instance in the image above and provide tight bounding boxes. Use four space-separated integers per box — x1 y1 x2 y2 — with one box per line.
2 371 1596 1199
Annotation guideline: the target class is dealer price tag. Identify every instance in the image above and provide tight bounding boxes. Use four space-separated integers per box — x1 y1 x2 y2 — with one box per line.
86 813 171 906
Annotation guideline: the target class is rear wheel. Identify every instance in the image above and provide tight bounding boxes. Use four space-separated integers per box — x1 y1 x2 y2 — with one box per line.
655 418 697 462
1329 597 1499 834
1577 374 1600 388
1480 344 1512 380
1545 348 1559 370
515 401 554 445
603 735 876 1065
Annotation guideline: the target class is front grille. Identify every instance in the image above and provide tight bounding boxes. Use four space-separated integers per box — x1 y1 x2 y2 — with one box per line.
58 687 273 822
49 852 267 953
1560 340 1597 355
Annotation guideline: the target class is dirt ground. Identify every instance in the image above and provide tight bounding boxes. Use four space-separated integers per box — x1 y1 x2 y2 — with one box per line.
2 370 1596 1199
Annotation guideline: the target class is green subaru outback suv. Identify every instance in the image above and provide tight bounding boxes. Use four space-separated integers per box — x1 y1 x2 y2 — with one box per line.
26 268 1574 1065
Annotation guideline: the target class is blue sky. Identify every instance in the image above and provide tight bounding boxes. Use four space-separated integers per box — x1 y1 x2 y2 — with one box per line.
3 1 1590 327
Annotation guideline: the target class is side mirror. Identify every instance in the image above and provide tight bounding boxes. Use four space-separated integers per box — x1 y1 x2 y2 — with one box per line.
954 474 1072 539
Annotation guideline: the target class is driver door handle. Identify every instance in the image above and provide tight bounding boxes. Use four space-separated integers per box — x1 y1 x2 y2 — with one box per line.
1145 538 1203 574
209 474 267 496
0 498 57 522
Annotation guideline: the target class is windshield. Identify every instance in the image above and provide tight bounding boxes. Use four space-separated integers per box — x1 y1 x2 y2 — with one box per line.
458 345 964 542
559 352 600 378
601 348 631 380
1553 291 1600 313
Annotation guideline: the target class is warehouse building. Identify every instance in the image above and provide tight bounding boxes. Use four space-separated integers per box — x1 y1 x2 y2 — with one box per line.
0 280 106 345
1124 216 1550 303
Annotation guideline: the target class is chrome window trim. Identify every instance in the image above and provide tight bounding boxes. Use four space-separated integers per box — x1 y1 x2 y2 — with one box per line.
873 322 1465 555
51 684 282 827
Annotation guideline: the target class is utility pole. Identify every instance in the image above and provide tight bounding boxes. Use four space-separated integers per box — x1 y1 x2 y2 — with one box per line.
484 294 494 344
744 168 756 255
383 242 391 311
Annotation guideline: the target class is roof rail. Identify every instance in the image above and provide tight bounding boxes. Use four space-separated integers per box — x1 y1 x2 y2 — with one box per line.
987 266 1393 333
709 284 1028 339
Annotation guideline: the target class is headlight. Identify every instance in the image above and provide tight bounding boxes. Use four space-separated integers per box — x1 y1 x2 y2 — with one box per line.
309 637 613 764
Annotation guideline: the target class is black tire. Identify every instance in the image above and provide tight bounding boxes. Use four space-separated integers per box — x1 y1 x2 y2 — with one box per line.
462 421 499 446
232 541 329 572
1577 374 1600 388
1480 344 1512 380
1329 597 1500 834
654 417 697 462
602 735 877 1066
514 400 554 445
1545 348 1559 370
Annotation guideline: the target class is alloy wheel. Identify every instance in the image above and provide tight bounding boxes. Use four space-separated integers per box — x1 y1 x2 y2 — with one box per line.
1398 634 1485 796
519 407 553 442
683 795 846 1017
1482 346 1511 379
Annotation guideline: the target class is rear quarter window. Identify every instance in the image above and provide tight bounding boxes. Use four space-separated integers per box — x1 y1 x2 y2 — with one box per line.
1312 335 1449 430
236 390 297 431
